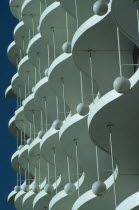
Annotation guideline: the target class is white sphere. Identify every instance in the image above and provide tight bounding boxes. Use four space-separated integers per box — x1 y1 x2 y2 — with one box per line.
76 103 89 116
22 184 29 192
44 68 49 77
38 131 44 139
32 184 41 193
62 42 71 54
18 145 24 150
52 120 63 130
44 184 54 194
92 181 106 196
93 1 108 16
27 138 33 145
14 185 20 192
64 183 76 195
113 76 131 93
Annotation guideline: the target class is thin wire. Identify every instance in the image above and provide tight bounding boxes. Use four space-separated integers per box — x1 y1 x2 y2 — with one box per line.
38 55 41 80
41 110 43 131
96 146 100 181
17 130 19 186
31 15 35 37
44 99 48 132
25 82 27 99
28 161 30 185
75 0 79 29
52 28 56 60
67 157 71 183
23 38 25 57
19 166 22 186
17 96 18 109
25 170 27 184
117 27 122 76
27 71 30 96
19 87 22 107
17 6 21 22
89 51 95 102
29 122 32 138
75 141 80 197
109 127 117 209
40 0 42 17
16 56 19 67
47 163 50 184
35 167 37 182
62 82 66 120
80 71 84 103
21 130 23 145
54 151 57 194
65 12 69 42
45 0 47 7
29 29 31 42
20 49 22 61
23 122 26 144
35 67 37 85
33 111 36 139
47 45 50 68
39 156 41 186
56 96 59 120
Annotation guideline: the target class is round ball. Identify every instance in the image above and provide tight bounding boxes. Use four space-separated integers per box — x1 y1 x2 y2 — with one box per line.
93 1 108 16
22 184 29 192
52 120 63 130
76 103 89 116
64 183 76 195
18 145 24 150
44 68 49 77
113 76 131 93
32 184 41 193
92 181 106 196
44 184 54 194
27 138 33 145
62 42 71 54
14 185 21 192
38 131 44 139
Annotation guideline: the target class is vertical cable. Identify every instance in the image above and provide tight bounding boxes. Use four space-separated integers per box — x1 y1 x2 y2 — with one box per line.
54 150 57 194
17 6 21 22
39 0 42 17
65 12 69 42
25 82 27 99
39 156 41 187
137 3 139 38
31 15 35 37
75 0 79 29
28 160 30 185
117 27 122 76
45 0 47 7
29 29 31 42
29 122 32 139
52 28 56 60
109 126 117 209
44 98 48 132
33 111 36 139
67 157 71 183
89 51 95 102
17 130 19 186
62 80 66 120
20 49 22 61
47 163 50 184
47 45 50 68
17 96 19 110
96 146 100 181
21 130 23 145
27 71 30 96
41 110 43 131
19 166 22 186
23 38 25 57
19 87 22 107
75 141 80 197
80 71 84 103
38 55 41 80
16 56 19 67
56 96 59 120
35 67 37 85
23 121 26 144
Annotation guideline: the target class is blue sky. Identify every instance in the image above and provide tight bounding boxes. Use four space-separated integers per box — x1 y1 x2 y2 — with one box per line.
0 1 18 209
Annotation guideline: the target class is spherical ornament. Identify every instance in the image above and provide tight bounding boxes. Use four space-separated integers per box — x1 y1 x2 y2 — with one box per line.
62 42 71 54
64 183 76 195
93 1 108 16
38 131 44 139
113 76 131 94
21 184 29 192
76 103 89 116
32 184 41 193
44 68 49 77
27 138 33 145
44 184 54 194
52 120 63 130
18 145 24 150
32 87 35 93
14 185 21 192
92 181 106 196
